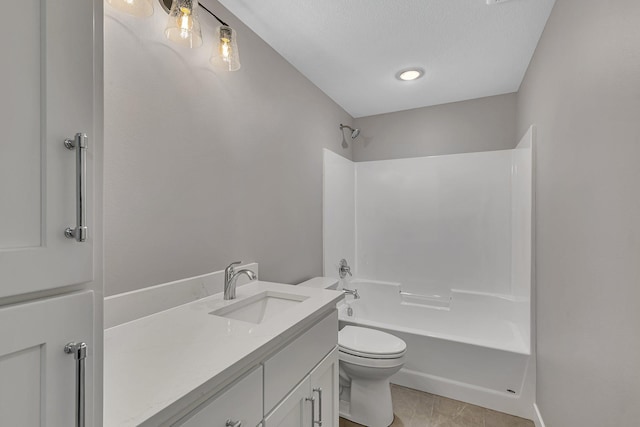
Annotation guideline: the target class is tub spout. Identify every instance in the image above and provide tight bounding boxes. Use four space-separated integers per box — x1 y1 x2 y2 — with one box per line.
343 288 360 299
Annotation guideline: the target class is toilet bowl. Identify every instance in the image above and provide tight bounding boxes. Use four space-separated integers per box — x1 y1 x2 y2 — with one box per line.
338 326 406 427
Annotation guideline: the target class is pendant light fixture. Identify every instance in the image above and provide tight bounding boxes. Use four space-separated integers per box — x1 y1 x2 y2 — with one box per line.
210 25 241 71
110 0 241 71
193 2 241 72
164 0 203 48
106 0 154 17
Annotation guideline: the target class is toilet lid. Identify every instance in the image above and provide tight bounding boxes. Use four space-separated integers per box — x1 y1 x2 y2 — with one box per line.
338 326 407 359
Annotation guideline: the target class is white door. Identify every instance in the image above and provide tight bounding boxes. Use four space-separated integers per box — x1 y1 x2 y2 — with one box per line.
309 348 339 427
0 0 95 298
264 376 312 427
0 291 94 426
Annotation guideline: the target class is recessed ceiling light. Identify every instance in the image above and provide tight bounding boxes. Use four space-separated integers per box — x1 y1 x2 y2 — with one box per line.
397 68 424 81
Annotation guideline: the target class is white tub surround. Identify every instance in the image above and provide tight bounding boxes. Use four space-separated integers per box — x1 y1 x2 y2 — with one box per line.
355 150 513 298
323 128 535 419
323 149 356 276
104 280 343 426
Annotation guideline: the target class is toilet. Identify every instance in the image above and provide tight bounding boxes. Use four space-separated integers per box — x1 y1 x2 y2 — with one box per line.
297 277 407 427
338 326 406 427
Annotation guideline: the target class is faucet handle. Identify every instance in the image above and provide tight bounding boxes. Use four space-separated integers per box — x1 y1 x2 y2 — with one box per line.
338 259 352 278
225 261 242 276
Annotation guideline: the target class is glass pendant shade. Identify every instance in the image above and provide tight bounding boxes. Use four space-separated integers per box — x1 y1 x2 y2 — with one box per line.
164 0 203 48
210 26 241 71
106 0 153 17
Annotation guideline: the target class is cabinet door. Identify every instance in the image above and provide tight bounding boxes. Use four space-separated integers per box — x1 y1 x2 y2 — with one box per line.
0 0 95 298
309 348 339 427
177 367 263 427
0 291 94 426
264 311 337 413
264 376 312 427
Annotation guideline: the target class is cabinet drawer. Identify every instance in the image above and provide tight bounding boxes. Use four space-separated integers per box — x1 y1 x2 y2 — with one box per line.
177 366 263 427
264 310 337 414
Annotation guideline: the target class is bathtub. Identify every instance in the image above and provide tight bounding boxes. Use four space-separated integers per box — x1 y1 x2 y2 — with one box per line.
338 278 535 419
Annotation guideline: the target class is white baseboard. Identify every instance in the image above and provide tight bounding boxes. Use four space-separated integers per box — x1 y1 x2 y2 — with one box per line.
533 403 546 427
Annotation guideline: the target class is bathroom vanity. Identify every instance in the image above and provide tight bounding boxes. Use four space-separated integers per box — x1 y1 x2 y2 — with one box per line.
104 281 343 426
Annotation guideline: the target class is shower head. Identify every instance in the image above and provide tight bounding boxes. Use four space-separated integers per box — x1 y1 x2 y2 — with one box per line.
340 124 361 139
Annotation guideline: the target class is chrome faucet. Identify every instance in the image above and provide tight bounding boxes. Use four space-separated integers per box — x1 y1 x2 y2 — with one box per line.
343 288 360 299
224 261 257 300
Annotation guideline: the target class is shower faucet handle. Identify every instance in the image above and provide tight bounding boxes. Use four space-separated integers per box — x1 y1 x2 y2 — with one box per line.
338 259 352 278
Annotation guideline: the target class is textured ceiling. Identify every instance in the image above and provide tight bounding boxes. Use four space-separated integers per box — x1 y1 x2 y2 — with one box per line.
215 0 556 118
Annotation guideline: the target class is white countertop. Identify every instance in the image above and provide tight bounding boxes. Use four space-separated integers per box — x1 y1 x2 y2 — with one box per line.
104 281 343 427
297 276 340 289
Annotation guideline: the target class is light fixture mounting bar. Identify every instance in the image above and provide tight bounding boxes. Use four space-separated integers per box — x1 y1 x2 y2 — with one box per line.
198 2 228 26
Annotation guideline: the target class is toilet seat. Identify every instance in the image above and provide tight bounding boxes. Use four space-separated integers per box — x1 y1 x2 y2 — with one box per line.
339 348 406 369
339 326 407 360
339 346 406 359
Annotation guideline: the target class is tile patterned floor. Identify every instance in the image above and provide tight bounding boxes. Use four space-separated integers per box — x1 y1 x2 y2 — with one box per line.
339 384 534 427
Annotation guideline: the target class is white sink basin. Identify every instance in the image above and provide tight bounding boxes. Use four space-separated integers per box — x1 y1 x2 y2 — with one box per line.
211 291 309 324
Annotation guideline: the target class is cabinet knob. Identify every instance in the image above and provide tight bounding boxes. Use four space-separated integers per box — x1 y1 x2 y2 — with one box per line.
225 420 242 427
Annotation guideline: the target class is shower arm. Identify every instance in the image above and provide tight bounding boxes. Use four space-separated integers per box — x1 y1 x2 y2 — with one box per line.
339 124 361 139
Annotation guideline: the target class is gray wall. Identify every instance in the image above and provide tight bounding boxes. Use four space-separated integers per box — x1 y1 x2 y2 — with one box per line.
352 93 517 162
517 0 640 426
104 1 352 296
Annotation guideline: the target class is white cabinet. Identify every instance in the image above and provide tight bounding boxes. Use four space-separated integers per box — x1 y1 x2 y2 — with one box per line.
169 311 339 427
0 291 94 427
0 0 97 298
309 348 339 427
262 311 339 427
177 367 263 427
264 312 337 413
0 0 101 425
262 310 339 427
265 376 313 427
264 349 339 427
